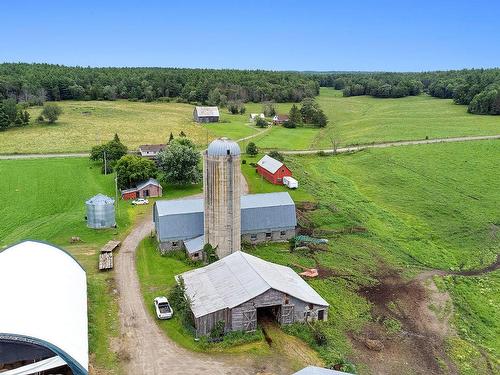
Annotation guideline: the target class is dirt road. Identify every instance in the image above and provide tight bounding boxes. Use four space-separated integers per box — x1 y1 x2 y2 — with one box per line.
115 215 258 375
281 134 500 155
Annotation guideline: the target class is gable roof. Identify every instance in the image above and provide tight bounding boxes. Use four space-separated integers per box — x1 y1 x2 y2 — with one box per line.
85 193 114 205
154 192 296 241
257 154 284 174
195 106 220 117
178 251 328 318
274 114 289 121
184 235 205 255
121 178 161 194
138 144 165 153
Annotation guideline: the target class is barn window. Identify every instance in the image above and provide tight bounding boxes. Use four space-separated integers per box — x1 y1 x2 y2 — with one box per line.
280 231 286 236
265 232 272 239
309 303 314 310
172 241 178 247
250 234 257 241
318 310 325 321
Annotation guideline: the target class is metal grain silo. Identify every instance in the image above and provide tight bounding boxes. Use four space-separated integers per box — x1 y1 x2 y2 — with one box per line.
203 137 241 259
86 194 116 229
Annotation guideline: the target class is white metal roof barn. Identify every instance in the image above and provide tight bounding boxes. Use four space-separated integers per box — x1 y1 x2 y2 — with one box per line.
177 251 329 336
0 241 88 375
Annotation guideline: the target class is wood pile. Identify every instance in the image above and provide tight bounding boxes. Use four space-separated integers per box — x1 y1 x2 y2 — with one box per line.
98 240 121 271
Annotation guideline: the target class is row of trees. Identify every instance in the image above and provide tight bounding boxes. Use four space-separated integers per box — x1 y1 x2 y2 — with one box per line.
315 68 500 115
287 98 328 128
0 99 30 130
0 63 319 105
90 134 201 189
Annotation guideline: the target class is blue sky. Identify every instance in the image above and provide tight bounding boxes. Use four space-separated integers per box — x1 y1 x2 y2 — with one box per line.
0 0 498 71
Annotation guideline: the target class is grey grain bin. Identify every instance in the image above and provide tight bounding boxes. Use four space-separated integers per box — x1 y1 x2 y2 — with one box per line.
86 194 116 229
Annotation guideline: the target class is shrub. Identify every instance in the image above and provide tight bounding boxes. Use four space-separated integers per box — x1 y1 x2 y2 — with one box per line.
41 103 63 123
283 120 296 128
242 159 246 164
36 114 44 123
317 150 327 157
209 320 225 340
255 117 267 128
246 141 258 156
268 150 284 162
168 277 195 329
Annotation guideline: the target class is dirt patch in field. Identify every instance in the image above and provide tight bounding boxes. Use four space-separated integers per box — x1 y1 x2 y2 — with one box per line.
351 268 456 375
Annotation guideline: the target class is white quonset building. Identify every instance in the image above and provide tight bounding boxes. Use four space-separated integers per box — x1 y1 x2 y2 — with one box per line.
177 251 329 337
0 241 88 375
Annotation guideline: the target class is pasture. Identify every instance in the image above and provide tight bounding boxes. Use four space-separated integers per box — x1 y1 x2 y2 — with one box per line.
242 140 499 373
1 89 499 154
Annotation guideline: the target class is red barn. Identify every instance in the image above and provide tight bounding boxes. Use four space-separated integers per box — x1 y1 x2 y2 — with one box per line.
121 178 163 200
256 155 292 185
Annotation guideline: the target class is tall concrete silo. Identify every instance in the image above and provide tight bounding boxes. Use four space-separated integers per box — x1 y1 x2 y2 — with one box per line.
204 137 241 259
86 194 116 229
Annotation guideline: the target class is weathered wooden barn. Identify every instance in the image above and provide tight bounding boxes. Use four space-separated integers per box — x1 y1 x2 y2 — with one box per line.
257 154 293 185
273 114 289 124
177 251 329 337
121 178 163 200
193 106 220 123
138 144 165 158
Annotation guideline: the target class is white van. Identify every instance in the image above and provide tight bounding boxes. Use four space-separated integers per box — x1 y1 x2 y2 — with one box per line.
283 176 298 189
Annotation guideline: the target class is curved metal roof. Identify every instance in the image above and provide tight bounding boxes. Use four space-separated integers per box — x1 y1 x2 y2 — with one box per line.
85 193 114 205
207 137 241 157
0 241 88 374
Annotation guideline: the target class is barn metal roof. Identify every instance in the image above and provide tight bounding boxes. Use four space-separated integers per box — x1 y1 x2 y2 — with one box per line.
207 137 241 157
154 192 296 241
257 154 285 174
184 235 205 255
178 251 329 318
194 106 220 117
122 178 162 193
0 241 88 374
85 193 114 205
294 366 353 375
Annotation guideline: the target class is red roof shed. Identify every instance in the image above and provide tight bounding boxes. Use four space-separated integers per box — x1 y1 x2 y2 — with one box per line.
256 155 292 185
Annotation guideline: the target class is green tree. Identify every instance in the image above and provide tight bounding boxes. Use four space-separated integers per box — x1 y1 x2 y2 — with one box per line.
255 117 267 128
262 101 276 117
313 109 328 127
90 135 128 165
246 142 258 156
41 103 63 123
289 104 302 125
1 98 17 124
22 110 30 125
115 154 158 189
14 110 24 127
157 139 201 185
0 106 9 130
268 150 284 162
168 132 174 143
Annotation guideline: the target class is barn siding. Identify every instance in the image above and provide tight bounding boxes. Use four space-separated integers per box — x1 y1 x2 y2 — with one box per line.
256 164 292 185
241 229 295 244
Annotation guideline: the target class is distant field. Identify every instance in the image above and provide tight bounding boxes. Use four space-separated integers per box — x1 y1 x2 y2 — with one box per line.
247 140 499 372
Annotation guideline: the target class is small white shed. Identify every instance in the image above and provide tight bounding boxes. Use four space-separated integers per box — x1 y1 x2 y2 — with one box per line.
283 176 299 189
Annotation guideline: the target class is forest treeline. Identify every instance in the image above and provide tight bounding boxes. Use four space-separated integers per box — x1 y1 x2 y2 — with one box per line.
0 63 498 115
0 63 318 105
315 69 500 115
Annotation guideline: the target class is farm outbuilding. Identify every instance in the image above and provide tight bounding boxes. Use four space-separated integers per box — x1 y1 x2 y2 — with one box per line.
0 241 88 375
257 154 293 185
85 193 115 229
153 192 297 253
193 106 220 123
273 114 289 124
177 251 329 337
121 178 163 200
138 144 165 158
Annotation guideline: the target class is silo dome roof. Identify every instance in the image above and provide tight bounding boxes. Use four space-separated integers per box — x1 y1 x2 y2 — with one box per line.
207 137 241 157
86 193 114 205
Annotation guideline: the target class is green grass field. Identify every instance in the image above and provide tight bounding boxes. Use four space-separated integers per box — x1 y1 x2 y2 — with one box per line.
243 140 499 373
2 89 497 154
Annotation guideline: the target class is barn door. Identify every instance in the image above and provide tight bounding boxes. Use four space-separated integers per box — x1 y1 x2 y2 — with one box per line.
280 305 294 324
242 309 257 331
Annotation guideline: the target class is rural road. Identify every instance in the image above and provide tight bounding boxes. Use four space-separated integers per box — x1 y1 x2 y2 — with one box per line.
0 134 498 160
281 134 500 155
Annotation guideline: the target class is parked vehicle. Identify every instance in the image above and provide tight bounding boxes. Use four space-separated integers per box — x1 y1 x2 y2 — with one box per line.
283 176 298 189
154 297 173 319
132 198 149 205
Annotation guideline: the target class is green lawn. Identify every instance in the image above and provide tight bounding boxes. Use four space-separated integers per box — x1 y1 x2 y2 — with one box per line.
315 88 500 148
245 140 499 373
0 157 201 374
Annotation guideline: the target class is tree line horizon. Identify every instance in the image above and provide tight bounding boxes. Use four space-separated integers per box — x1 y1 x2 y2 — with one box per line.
0 63 498 115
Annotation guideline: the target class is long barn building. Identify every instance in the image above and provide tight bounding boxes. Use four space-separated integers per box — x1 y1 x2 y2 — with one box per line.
177 251 329 337
153 192 297 259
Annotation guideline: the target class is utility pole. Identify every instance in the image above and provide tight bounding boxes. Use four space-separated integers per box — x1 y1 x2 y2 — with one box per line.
115 171 119 219
103 150 107 175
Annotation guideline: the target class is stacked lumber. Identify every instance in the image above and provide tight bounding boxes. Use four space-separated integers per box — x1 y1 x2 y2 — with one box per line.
98 240 120 271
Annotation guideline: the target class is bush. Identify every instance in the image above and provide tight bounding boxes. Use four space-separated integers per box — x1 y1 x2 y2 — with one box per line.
242 159 246 164
36 114 44 123
268 150 284 162
41 103 63 123
255 117 267 128
168 277 195 329
246 142 258 156
317 150 327 157
209 320 225 340
283 120 296 128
